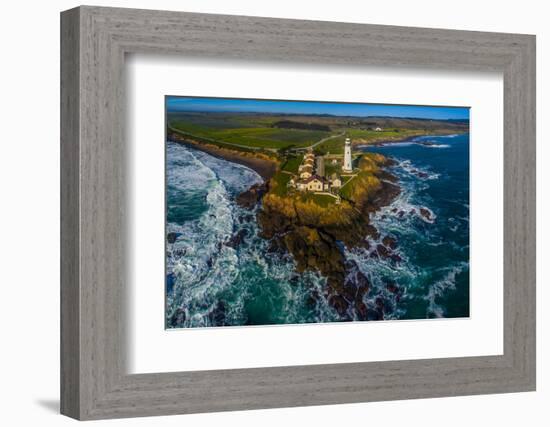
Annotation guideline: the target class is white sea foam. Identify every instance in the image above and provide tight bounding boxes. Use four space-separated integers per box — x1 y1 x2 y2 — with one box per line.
190 149 262 194
166 143 336 327
425 262 468 318
396 159 440 180
424 144 450 149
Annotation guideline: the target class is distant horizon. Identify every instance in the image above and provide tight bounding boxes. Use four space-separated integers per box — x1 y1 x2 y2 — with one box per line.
166 96 470 121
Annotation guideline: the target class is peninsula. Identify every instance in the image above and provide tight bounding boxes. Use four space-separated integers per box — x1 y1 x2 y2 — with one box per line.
167 111 466 319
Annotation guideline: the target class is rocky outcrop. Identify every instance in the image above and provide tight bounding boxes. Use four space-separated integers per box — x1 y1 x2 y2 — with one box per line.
225 229 248 248
236 183 266 209
257 157 401 318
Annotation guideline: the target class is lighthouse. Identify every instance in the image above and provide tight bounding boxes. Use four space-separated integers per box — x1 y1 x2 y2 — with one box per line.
342 137 353 172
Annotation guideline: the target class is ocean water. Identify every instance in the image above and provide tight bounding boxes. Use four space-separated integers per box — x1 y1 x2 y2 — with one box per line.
166 133 470 328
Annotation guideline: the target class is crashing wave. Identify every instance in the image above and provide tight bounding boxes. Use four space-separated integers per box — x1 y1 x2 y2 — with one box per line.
425 262 469 318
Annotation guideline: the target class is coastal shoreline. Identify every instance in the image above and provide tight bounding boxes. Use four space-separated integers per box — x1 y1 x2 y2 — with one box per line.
356 131 465 148
168 133 278 182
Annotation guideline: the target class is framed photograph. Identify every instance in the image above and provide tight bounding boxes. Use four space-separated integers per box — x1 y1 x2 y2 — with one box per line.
61 6 536 420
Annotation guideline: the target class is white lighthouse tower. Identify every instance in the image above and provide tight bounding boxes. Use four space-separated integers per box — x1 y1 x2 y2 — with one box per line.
342 137 353 172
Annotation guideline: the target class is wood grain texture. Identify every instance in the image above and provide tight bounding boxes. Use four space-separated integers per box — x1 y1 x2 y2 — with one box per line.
60 5 536 420
60 7 80 419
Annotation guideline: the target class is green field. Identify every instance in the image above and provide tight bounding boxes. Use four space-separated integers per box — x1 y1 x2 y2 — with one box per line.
168 110 467 156
339 176 357 199
271 172 292 196
169 119 329 150
314 135 347 154
323 161 342 178
281 154 304 174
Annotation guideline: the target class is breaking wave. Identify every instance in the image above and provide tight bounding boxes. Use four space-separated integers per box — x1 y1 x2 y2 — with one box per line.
166 142 337 328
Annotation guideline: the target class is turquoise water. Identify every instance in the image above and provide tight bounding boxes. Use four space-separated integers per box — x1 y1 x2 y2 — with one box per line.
165 133 470 328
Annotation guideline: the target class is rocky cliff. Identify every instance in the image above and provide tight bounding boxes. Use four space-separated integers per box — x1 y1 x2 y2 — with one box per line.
247 152 402 320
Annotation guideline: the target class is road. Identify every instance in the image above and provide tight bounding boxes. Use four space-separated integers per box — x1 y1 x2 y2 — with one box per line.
310 131 345 149
291 131 345 152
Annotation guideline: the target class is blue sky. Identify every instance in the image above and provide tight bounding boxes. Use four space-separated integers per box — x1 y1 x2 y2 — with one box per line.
166 96 469 120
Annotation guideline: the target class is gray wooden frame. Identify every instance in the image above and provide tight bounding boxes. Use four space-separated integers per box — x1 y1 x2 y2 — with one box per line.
60 5 536 420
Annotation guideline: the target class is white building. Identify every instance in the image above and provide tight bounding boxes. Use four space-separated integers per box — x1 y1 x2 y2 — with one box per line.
331 173 342 188
303 176 324 192
299 165 313 179
342 137 353 172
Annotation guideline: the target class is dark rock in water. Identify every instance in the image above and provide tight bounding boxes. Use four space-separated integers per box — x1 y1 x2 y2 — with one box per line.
306 289 321 307
237 214 254 224
386 282 399 294
376 169 399 183
169 308 186 327
289 273 301 286
390 253 402 263
341 283 357 303
381 214 387 220
420 207 433 221
355 301 368 320
382 235 397 249
173 248 187 258
383 157 398 167
398 210 405 218
410 208 416 214
267 238 286 255
364 224 380 240
336 264 371 320
209 301 226 326
376 244 390 258
367 309 381 321
236 183 266 209
328 295 349 318
355 270 370 292
369 181 401 213
225 229 248 248
167 232 179 244
391 208 398 213
417 172 428 178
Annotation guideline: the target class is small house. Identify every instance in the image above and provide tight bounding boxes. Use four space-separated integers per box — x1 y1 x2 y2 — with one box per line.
304 175 324 192
331 173 342 188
